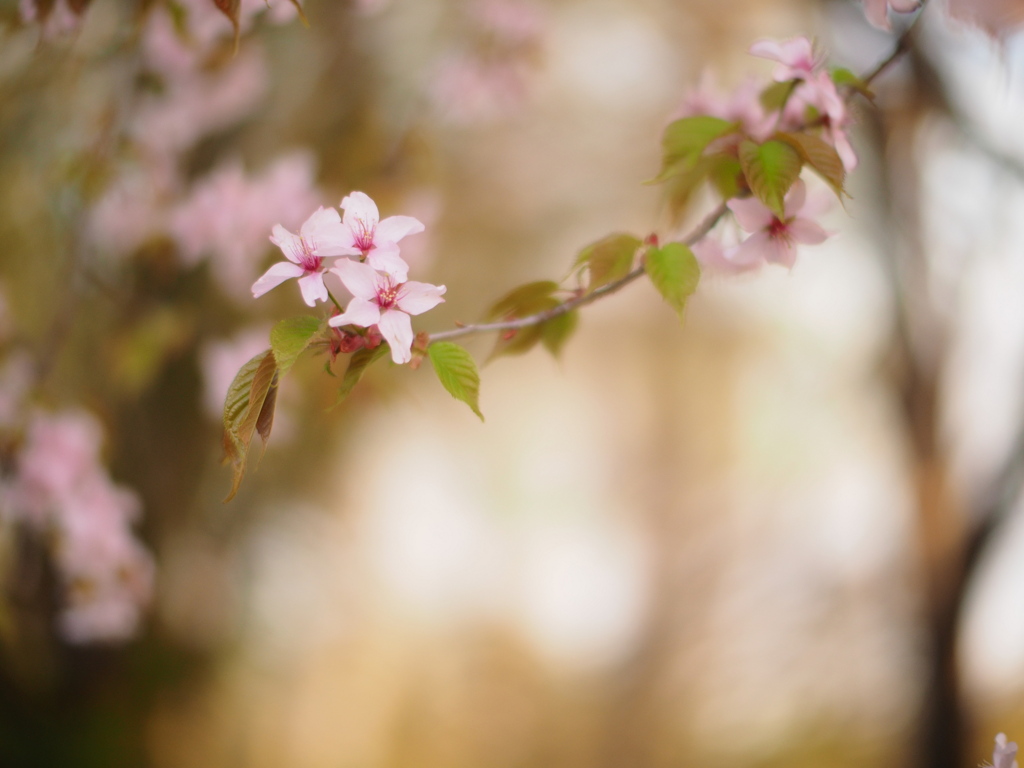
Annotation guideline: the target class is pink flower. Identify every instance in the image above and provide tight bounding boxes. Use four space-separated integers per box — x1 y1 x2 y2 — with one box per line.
253 207 357 307
783 71 858 170
691 237 763 275
171 153 322 301
20 0 81 40
862 0 922 31
727 180 830 269
994 734 1019 768
328 260 446 364
672 73 778 143
749 37 823 82
337 192 424 281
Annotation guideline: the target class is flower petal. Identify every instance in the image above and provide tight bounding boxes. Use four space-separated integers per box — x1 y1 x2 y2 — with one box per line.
366 242 410 282
764 235 797 269
331 258 383 301
396 281 447 315
728 197 774 233
328 297 381 328
297 272 328 307
789 217 830 245
341 191 380 231
732 233 772 269
783 179 807 219
301 206 360 257
269 225 305 264
375 215 425 244
377 309 414 364
252 261 305 298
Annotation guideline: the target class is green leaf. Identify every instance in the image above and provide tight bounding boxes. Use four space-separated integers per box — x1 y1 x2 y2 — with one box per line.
488 319 549 362
428 342 484 421
270 315 322 375
830 67 874 100
334 344 390 407
109 306 193 396
645 243 701 320
575 233 642 294
707 154 743 201
775 131 846 198
738 139 803 218
486 281 560 321
222 350 278 502
655 116 736 182
541 310 578 358
759 80 798 112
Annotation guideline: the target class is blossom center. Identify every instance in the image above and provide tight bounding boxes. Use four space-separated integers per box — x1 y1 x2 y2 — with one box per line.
298 237 322 273
353 219 376 252
375 280 400 310
768 217 791 241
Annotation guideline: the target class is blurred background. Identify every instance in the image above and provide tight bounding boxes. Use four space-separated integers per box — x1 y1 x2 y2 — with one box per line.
0 0 1023 766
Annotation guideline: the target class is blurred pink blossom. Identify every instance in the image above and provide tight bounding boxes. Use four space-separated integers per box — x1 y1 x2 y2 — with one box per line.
12 410 105 526
329 260 446 364
782 71 858 170
0 353 34 430
142 0 298 77
170 152 321 300
200 327 271 420
691 237 763 275
132 47 269 158
471 0 545 47
862 0 923 30
4 410 153 644
994 734 1020 768
672 73 778 143
431 0 544 124
432 55 535 124
88 169 172 258
749 37 823 81
19 0 81 40
727 180 831 269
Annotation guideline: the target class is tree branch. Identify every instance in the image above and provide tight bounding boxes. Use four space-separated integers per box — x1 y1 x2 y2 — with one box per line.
426 203 728 345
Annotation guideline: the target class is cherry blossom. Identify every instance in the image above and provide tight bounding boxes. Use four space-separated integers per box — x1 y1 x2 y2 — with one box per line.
749 37 823 82
328 260 446 364
338 192 424 281
691 237 763 275
19 0 81 40
994 734 1020 768
727 180 830 269
673 73 778 143
253 207 358 307
862 0 922 31
172 153 321 300
782 71 858 170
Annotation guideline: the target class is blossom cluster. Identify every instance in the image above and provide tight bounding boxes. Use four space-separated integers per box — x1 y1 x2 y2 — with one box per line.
83 0 317 302
0 407 153 644
671 37 839 275
253 192 446 364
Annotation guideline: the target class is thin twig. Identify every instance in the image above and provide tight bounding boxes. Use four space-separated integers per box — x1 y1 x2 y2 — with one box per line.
863 24 915 86
427 202 728 344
